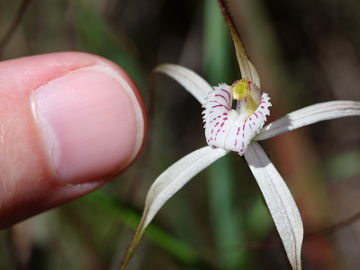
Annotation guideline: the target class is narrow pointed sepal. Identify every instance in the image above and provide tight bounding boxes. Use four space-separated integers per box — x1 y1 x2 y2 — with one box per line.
216 0 260 86
256 100 360 141
119 146 228 270
244 142 303 270
155 64 213 105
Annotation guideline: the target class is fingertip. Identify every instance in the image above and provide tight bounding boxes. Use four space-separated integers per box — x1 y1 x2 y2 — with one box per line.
0 53 147 227
32 64 146 183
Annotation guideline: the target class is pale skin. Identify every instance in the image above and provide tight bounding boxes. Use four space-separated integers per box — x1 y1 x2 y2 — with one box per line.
0 52 147 228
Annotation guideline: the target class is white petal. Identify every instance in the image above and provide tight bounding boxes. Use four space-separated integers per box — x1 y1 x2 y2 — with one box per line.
203 85 271 155
155 64 213 104
244 142 303 270
120 146 228 269
143 146 227 226
256 100 360 141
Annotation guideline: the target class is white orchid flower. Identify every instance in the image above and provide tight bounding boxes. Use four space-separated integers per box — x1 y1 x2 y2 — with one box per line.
120 1 360 269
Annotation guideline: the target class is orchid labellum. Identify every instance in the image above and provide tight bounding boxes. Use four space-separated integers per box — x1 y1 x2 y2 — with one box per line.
203 80 271 155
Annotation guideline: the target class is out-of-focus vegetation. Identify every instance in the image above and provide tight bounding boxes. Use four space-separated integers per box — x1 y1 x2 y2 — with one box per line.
0 0 360 269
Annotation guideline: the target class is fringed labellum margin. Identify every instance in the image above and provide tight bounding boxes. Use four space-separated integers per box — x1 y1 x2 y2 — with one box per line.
203 79 271 155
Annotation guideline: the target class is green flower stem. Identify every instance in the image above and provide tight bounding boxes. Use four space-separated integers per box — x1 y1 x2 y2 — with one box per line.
204 0 248 268
84 191 201 267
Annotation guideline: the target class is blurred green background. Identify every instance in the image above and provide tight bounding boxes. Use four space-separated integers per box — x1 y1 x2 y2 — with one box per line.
0 0 360 269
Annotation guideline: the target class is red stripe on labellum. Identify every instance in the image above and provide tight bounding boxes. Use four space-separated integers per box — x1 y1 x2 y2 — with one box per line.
215 94 228 103
212 104 231 110
221 88 231 101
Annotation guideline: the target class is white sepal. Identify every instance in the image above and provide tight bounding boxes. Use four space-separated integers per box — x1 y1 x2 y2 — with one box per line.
120 146 228 270
256 100 360 141
155 64 213 105
244 142 303 270
203 84 271 155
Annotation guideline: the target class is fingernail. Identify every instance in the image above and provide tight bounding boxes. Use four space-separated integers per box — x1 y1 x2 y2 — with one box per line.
31 65 145 183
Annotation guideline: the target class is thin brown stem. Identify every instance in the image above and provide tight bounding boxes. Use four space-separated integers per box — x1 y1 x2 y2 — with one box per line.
244 208 360 251
0 0 33 58
305 208 360 241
